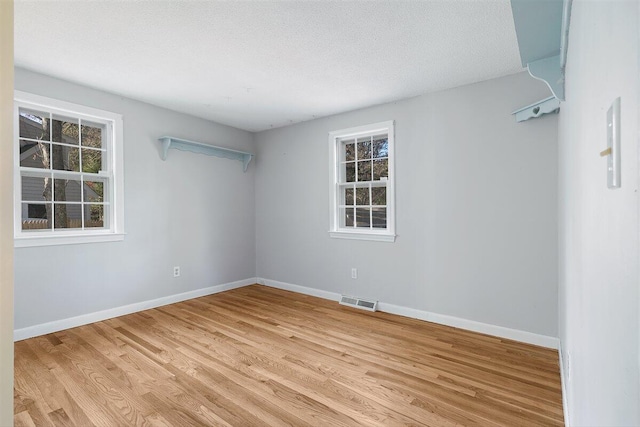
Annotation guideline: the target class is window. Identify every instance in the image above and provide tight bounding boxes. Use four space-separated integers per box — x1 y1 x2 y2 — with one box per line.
329 120 395 242
14 91 124 247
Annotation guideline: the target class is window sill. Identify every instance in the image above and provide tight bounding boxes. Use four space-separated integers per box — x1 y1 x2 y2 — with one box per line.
329 230 396 242
15 232 125 248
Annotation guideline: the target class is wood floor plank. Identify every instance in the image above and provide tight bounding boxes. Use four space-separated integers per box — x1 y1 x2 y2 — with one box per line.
15 339 96 427
15 284 564 426
13 410 38 427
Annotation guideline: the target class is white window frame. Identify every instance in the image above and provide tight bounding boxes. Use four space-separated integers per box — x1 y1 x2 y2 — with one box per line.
13 91 125 247
328 120 396 242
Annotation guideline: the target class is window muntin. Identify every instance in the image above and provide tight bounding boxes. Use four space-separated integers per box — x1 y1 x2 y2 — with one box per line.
329 121 395 242
14 92 124 246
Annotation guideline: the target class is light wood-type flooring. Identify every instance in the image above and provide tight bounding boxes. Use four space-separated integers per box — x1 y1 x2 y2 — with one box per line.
14 284 564 426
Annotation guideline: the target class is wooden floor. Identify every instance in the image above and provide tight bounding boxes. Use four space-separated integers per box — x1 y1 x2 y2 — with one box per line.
14 285 564 426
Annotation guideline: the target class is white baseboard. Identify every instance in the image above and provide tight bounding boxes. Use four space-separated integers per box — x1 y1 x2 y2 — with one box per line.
258 278 341 301
557 342 571 426
258 277 559 349
378 301 559 349
14 277 257 341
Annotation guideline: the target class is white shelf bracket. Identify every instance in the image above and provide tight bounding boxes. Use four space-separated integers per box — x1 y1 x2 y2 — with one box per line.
512 96 560 122
527 55 565 101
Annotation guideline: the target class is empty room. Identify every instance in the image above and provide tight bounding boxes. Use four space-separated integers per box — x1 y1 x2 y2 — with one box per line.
0 0 638 426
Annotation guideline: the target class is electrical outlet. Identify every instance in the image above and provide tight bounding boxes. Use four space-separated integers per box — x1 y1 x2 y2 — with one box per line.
351 268 357 279
173 266 180 277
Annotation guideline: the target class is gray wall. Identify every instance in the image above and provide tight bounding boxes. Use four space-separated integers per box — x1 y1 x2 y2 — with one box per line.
558 1 639 424
14 68 256 330
254 72 559 337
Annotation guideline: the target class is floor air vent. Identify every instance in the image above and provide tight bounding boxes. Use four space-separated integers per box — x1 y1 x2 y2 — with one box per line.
339 295 378 312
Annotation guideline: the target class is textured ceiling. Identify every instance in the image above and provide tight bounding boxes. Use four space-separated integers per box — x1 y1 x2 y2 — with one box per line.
14 1 524 132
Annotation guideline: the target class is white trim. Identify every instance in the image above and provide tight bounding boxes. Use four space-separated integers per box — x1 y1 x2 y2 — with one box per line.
13 277 257 341
328 121 394 140
377 301 559 349
557 342 571 426
257 278 341 301
329 230 396 242
14 91 122 122
258 277 559 349
15 232 125 248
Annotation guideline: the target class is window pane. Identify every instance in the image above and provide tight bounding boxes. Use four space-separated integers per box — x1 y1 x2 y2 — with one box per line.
20 140 50 169
344 187 354 205
345 162 355 183
81 121 104 149
84 179 106 203
357 161 371 182
371 186 386 205
357 137 371 160
22 176 50 202
372 207 387 228
343 207 354 227
85 204 106 228
373 158 388 181
51 115 79 145
22 203 50 230
372 135 388 158
68 204 82 226
82 148 103 173
53 178 82 202
19 109 50 141
53 204 81 229
355 187 369 205
355 207 371 228
51 144 80 172
344 141 355 162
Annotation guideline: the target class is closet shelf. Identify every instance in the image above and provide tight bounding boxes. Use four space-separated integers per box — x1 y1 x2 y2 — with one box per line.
158 136 253 172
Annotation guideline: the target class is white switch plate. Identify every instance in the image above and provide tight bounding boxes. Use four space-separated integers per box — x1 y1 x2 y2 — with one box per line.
607 97 621 189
